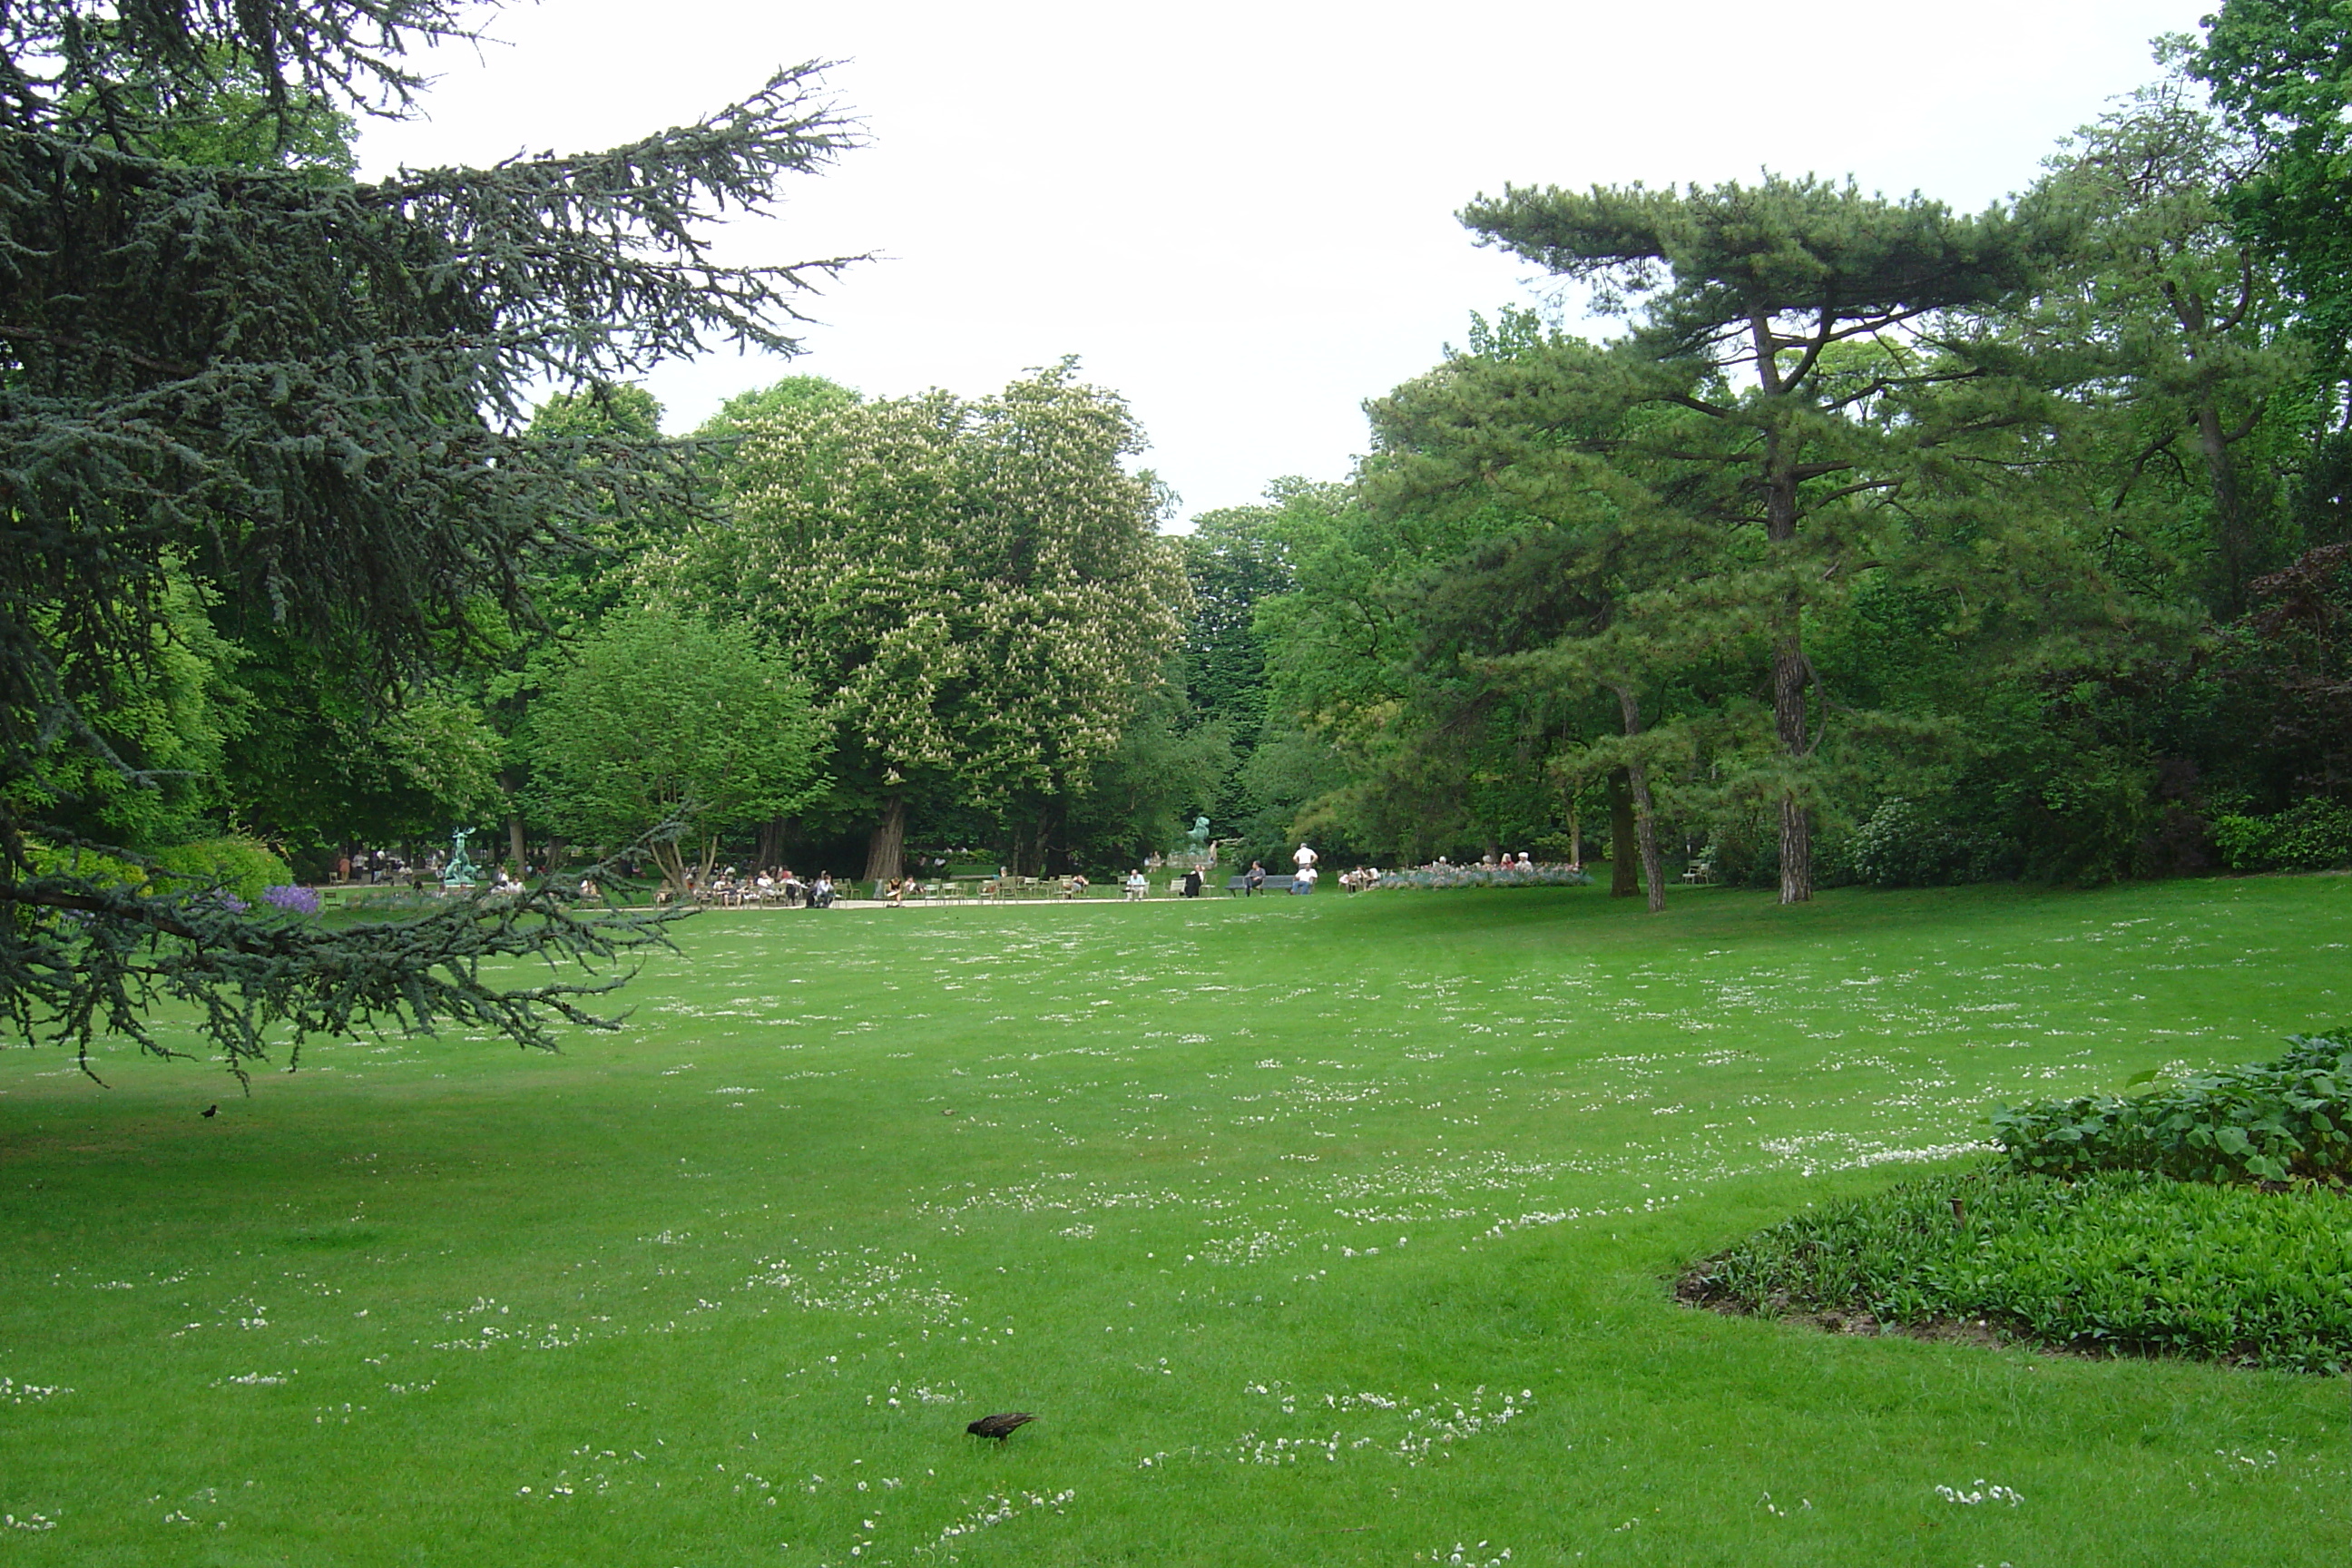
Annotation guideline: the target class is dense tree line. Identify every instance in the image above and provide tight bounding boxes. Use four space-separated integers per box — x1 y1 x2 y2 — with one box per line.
51 6 2352 910
1163 14 2352 903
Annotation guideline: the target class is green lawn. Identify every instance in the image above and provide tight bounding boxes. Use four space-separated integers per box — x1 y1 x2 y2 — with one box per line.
2 877 2347 1565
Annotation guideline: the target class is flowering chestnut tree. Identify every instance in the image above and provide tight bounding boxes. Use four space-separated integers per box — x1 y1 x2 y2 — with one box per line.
671 363 1187 877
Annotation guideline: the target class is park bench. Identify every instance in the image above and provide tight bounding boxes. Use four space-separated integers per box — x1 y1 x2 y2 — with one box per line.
1221 873 1295 895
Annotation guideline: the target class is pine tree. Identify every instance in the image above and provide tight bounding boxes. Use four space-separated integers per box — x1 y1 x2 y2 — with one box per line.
1460 176 2050 900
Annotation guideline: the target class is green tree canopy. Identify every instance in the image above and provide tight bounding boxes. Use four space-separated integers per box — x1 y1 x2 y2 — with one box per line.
525 609 823 892
670 362 1188 878
2192 0 2352 369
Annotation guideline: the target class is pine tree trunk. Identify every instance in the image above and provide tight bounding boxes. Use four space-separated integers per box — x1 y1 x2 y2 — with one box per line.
1613 686 1666 914
1779 789 1812 902
2169 280 2255 616
1608 769 1639 898
1752 314 1814 905
1629 766 1665 913
1772 635 1812 904
2194 397 2250 614
864 793 906 883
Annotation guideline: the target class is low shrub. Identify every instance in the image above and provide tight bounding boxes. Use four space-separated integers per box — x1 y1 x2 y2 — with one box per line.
1992 1032 2351 1185
1370 864 1592 891
1848 798 2012 887
151 836 293 904
1684 1167 2352 1372
2210 799 2352 872
21 837 147 890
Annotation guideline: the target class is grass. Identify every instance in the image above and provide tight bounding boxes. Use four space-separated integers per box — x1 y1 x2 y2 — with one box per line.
0 876 2347 1565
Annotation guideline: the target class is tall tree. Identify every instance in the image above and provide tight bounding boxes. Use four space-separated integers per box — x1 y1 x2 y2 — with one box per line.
2024 51 2299 613
524 609 823 893
1357 319 1730 907
0 2 859 1071
1458 175 2050 900
2191 0 2352 376
671 364 1186 879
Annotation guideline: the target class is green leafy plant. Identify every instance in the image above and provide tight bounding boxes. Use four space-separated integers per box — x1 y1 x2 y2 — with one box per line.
1992 1032 2352 1184
1848 798 2013 887
150 836 294 905
2210 800 2352 872
1687 1167 2352 1371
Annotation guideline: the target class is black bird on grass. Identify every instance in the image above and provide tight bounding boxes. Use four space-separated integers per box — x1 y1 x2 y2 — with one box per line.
201 1104 218 1119
966 1412 1035 1443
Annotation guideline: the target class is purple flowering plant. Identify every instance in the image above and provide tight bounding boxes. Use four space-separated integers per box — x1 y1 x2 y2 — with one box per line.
261 885 321 917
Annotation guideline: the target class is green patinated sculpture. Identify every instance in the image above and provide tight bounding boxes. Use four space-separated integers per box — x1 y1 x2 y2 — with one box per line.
444 827 482 888
1175 814 1217 869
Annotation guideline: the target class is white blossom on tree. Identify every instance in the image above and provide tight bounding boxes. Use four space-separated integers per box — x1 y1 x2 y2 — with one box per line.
667 362 1187 877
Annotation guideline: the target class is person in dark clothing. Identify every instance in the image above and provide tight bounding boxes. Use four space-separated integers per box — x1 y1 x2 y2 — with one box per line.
1244 861 1266 895
1181 867 1203 898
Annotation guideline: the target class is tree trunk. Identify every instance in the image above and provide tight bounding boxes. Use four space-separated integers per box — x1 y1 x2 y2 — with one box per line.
1608 769 1640 898
1613 685 1665 914
2193 397 2251 615
1772 636 1812 904
756 814 788 873
1752 312 1814 905
1569 799 1582 867
2168 279 2257 616
495 770 527 876
864 792 906 883
651 838 687 896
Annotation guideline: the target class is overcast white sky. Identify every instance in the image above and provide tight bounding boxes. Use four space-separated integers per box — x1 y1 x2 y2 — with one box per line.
357 0 2212 521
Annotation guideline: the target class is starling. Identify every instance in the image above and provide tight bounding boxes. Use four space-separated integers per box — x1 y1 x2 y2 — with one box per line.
965 1412 1035 1442
201 1104 218 1119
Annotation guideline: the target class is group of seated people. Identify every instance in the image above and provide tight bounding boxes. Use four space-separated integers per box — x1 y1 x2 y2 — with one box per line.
882 876 956 905
666 867 837 907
